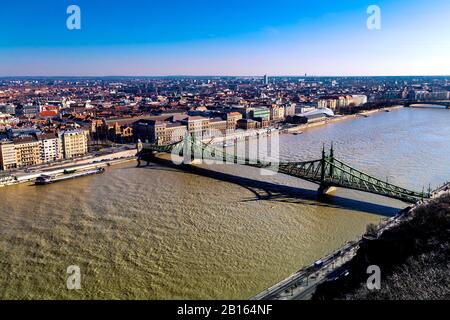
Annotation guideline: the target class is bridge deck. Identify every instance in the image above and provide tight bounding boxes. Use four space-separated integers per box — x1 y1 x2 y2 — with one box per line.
139 139 430 203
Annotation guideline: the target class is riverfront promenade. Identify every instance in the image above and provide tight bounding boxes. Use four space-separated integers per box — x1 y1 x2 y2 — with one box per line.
284 105 404 134
0 146 137 187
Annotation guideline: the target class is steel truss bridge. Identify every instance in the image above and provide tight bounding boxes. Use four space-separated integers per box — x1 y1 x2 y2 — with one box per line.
138 137 431 204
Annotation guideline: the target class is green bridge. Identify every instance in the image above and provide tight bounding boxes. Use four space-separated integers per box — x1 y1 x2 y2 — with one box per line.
138 137 431 204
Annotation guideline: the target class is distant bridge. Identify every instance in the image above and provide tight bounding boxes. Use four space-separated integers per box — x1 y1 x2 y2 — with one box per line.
138 137 431 204
403 100 450 108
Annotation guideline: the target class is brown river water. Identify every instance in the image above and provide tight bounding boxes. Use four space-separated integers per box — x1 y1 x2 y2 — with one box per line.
1 107 449 299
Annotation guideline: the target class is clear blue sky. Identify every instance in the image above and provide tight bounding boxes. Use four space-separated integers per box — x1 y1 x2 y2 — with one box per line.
1 0 449 76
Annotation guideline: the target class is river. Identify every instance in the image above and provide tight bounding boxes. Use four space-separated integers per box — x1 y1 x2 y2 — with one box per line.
1 107 449 299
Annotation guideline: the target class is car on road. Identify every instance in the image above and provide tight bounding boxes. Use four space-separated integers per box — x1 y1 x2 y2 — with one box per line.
314 260 324 268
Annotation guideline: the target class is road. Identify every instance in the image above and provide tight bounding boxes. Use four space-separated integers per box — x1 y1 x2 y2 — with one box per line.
252 189 447 301
252 241 359 300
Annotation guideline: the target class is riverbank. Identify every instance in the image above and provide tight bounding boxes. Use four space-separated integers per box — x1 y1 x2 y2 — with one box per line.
285 105 403 134
0 148 137 187
312 188 450 300
253 177 450 301
252 186 447 300
251 199 414 300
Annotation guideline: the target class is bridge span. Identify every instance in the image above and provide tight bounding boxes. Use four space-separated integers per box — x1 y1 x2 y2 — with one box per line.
138 137 430 204
403 100 450 108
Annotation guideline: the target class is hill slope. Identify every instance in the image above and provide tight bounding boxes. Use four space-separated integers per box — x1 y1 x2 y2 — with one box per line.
313 194 450 300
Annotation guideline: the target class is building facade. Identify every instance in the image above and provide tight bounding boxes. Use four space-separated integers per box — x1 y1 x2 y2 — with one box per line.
209 118 228 135
0 141 17 170
157 123 188 145
0 130 89 171
270 105 285 122
37 133 63 163
180 116 210 138
13 137 42 168
237 119 258 130
250 107 271 121
225 112 242 131
133 120 187 146
318 95 368 110
60 130 89 159
284 103 296 117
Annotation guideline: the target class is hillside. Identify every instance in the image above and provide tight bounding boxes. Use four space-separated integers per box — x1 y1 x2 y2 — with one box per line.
313 194 450 300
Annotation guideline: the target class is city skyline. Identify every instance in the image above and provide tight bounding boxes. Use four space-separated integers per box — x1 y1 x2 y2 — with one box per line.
1 0 450 77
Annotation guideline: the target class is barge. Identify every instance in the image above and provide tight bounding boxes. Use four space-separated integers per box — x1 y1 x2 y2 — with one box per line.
35 168 105 185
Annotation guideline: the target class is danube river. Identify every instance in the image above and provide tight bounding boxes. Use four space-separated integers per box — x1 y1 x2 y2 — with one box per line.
1 107 450 299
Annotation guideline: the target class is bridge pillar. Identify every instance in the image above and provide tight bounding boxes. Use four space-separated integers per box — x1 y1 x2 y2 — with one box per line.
183 158 202 165
183 145 202 165
318 184 337 196
137 151 155 167
183 134 203 165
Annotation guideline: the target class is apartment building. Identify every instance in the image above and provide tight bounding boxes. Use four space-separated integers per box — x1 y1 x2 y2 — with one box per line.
13 136 42 168
60 130 89 159
160 123 187 145
133 119 187 146
225 112 243 131
0 140 17 170
0 130 88 171
37 133 63 163
180 116 210 138
250 107 271 121
209 118 228 135
284 103 297 117
318 95 368 110
318 97 338 110
270 105 285 122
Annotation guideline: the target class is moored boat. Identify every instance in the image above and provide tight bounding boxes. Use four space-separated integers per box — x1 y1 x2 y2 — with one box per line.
35 168 105 185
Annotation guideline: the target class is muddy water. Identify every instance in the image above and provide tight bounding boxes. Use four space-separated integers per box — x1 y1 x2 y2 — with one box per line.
0 107 449 299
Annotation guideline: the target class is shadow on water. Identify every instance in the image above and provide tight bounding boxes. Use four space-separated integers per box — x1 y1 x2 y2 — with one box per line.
135 158 402 217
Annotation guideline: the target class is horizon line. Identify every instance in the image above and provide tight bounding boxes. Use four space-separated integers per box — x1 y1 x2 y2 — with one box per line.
1 74 450 79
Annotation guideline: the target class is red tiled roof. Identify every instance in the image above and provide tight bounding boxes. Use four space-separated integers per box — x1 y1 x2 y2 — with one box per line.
39 110 58 117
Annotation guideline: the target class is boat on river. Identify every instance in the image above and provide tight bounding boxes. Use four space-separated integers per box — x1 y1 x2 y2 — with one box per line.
35 168 105 185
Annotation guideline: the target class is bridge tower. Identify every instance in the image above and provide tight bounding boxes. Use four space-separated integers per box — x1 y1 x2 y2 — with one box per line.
318 144 337 196
320 145 326 182
183 133 202 165
329 142 335 179
183 134 193 164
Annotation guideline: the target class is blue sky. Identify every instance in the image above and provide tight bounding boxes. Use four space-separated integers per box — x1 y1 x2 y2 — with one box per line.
0 0 449 76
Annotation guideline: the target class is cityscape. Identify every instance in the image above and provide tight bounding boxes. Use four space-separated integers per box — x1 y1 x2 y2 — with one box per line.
2 76 449 186
0 0 449 311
